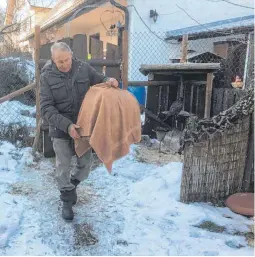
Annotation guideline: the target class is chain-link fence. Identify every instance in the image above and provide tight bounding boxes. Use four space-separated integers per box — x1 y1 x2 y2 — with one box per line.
0 50 36 146
0 21 253 147
128 27 253 88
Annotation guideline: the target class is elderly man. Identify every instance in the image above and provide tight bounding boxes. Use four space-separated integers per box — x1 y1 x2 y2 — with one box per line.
40 42 118 221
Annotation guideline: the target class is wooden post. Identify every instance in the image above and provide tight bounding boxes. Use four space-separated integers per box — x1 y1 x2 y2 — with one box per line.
190 85 194 113
35 25 41 126
242 113 254 192
204 73 213 118
180 34 188 63
32 25 41 154
122 29 129 90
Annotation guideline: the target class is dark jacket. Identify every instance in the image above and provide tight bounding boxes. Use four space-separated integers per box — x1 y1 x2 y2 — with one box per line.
40 58 107 138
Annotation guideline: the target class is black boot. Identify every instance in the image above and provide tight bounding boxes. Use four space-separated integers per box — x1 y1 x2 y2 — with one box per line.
62 201 74 221
60 189 76 221
70 177 80 205
71 177 80 188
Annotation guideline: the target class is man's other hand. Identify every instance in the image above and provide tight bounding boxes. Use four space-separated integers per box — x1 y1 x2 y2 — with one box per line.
68 124 81 139
106 78 119 88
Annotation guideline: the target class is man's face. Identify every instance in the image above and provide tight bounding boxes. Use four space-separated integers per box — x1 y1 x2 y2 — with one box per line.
52 50 72 73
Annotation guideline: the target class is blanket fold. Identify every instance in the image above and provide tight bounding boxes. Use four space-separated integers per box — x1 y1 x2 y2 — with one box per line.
74 83 141 172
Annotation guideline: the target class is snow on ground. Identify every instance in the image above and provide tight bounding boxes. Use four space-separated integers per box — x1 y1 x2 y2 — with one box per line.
0 141 253 256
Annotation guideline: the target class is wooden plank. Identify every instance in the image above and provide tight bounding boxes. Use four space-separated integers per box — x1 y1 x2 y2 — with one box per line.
34 25 41 128
213 88 224 115
106 43 121 79
0 82 36 104
128 81 177 86
89 59 120 66
226 89 235 109
183 83 189 112
159 85 168 112
198 86 206 118
90 37 104 73
40 42 53 60
59 37 73 48
140 105 171 130
212 88 217 116
190 85 194 113
180 34 188 63
140 63 221 76
165 85 170 110
106 43 120 60
90 37 104 59
122 30 129 90
244 32 254 88
242 113 254 191
204 73 213 118
222 89 235 111
38 58 121 69
73 34 88 61
196 86 200 117
158 86 162 113
142 86 160 136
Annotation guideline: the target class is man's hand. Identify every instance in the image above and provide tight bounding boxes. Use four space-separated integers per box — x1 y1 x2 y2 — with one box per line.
106 78 119 88
68 124 81 139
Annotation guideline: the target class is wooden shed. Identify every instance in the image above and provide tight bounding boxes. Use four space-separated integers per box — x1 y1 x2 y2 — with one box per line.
139 63 220 136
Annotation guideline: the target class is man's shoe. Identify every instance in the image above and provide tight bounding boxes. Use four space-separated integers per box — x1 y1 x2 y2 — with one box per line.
70 177 80 205
60 189 76 220
71 177 80 188
62 201 74 221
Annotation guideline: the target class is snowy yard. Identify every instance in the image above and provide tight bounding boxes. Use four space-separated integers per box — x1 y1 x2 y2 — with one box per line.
0 140 253 256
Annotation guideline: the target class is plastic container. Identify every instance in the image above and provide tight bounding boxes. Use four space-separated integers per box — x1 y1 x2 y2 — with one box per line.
119 82 146 105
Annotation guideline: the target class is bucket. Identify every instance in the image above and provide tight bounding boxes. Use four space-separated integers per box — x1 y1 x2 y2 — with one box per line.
119 82 146 105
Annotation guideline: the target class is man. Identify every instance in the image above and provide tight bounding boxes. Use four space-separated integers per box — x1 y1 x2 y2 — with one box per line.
40 42 118 221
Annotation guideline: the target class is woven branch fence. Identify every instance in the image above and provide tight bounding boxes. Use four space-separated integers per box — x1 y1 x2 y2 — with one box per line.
181 116 250 203
180 88 254 203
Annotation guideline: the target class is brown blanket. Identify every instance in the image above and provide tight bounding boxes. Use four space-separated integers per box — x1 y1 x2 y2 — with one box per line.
74 83 141 172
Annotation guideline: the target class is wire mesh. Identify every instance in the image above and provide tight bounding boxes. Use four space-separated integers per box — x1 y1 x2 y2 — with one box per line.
128 28 252 89
0 50 36 146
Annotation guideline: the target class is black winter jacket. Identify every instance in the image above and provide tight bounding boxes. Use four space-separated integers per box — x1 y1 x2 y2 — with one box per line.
40 58 107 138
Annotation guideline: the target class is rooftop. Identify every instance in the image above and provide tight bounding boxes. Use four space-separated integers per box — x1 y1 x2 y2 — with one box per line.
165 15 254 40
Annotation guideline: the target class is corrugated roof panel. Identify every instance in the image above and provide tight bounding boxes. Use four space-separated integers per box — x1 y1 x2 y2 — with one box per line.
165 15 254 39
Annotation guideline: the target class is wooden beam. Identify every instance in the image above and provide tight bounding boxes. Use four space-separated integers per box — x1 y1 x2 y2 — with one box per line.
122 30 129 90
88 59 121 67
128 81 177 86
0 82 36 104
35 25 41 127
190 85 194 113
180 34 188 63
204 73 213 118
39 59 121 69
140 105 171 130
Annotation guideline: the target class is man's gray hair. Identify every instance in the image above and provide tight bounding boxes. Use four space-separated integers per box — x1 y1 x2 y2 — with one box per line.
51 42 72 55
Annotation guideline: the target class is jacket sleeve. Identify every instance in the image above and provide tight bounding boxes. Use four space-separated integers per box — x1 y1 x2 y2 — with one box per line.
40 74 73 133
87 64 108 86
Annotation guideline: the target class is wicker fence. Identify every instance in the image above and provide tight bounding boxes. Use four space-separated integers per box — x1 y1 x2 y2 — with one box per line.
181 115 250 203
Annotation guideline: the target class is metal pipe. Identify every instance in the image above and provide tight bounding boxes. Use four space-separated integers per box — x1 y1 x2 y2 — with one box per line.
110 0 129 30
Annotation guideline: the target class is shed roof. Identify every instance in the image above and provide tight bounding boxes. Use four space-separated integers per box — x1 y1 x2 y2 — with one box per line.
165 15 254 40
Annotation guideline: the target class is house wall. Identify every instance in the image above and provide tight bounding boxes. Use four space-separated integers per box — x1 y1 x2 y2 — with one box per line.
40 3 125 56
127 0 254 81
56 19 119 51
